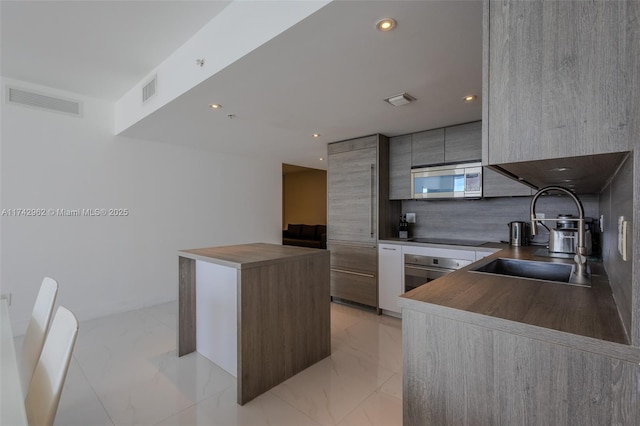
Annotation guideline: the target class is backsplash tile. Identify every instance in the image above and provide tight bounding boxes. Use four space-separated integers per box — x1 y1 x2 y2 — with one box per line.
401 194 600 244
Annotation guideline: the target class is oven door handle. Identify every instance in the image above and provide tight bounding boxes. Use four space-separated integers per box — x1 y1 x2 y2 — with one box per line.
405 264 455 279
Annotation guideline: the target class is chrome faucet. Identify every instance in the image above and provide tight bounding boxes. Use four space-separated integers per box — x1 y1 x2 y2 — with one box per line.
530 186 590 284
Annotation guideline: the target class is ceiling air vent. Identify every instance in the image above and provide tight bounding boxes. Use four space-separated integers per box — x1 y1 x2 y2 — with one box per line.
142 75 157 103
6 87 82 117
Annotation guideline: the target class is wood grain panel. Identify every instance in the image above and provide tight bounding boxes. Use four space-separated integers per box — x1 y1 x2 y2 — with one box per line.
327 242 377 274
389 134 412 200
327 135 377 154
330 269 376 307
411 128 444 167
444 121 482 163
482 167 532 197
178 256 196 356
487 0 634 164
327 146 377 243
403 310 640 425
238 253 330 405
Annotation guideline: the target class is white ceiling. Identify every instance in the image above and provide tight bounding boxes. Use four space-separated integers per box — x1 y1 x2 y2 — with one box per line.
1 1 483 170
0 0 232 100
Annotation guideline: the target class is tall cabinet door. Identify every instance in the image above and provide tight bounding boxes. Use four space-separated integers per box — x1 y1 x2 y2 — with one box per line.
328 146 377 244
389 135 412 200
486 0 635 164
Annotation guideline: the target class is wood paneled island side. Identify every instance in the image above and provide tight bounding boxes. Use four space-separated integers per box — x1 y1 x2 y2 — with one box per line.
177 243 330 405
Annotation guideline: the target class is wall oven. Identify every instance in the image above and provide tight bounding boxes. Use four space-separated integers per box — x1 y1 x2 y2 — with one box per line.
411 162 482 199
404 254 473 292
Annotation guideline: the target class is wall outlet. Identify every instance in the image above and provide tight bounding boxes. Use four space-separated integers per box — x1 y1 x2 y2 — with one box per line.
0 293 12 306
618 216 628 261
535 213 545 220
405 213 416 223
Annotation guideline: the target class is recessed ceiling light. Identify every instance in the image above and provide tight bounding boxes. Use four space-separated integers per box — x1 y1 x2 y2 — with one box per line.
209 103 222 109
384 92 416 107
549 167 571 172
319 157 324 161
463 95 477 102
376 18 396 32
312 133 321 138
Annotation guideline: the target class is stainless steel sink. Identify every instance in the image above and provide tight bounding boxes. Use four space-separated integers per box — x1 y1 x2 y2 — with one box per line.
470 258 591 287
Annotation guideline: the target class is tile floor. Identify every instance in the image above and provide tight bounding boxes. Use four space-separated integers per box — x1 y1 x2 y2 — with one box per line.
20 301 403 426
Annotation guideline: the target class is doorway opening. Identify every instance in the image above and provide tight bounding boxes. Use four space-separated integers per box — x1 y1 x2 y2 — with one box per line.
282 164 327 249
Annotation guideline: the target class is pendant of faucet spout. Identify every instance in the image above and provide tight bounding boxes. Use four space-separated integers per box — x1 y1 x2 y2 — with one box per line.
529 186 588 274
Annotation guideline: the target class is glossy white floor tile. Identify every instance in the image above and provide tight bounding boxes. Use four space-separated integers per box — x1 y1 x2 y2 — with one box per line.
40 301 402 425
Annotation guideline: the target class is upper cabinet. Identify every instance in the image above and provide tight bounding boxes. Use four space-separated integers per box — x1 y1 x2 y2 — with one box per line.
389 135 412 200
482 167 532 197
444 121 482 163
484 0 638 165
411 129 445 167
389 121 482 200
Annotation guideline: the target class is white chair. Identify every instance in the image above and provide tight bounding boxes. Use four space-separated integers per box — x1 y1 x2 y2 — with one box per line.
25 306 78 426
20 277 58 394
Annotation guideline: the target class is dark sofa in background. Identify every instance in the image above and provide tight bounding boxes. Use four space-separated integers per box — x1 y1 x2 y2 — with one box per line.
282 224 327 249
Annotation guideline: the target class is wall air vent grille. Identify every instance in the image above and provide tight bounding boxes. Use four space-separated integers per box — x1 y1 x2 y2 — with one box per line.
142 76 157 103
6 87 82 117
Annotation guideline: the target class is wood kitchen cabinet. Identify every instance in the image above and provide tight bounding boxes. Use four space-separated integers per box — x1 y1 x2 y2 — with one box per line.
327 135 400 308
403 309 640 425
389 121 483 200
328 138 378 244
484 0 637 165
444 121 482 163
482 167 532 197
329 243 377 307
389 135 412 200
411 128 444 168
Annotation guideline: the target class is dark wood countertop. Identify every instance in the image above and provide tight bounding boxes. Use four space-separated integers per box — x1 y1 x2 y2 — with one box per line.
399 246 628 345
178 243 328 269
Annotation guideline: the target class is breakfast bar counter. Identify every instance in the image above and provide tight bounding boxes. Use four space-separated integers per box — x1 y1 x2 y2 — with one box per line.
178 243 330 405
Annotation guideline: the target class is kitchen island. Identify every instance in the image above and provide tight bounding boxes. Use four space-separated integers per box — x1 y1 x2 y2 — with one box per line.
178 243 330 405
400 245 640 425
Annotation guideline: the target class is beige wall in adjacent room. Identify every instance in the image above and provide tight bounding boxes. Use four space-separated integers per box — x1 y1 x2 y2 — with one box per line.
283 168 326 228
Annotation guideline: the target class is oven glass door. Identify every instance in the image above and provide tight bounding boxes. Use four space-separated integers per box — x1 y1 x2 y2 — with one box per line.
412 169 465 199
404 265 453 292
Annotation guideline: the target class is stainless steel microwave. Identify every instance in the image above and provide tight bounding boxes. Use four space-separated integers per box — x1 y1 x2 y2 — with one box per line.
411 162 482 199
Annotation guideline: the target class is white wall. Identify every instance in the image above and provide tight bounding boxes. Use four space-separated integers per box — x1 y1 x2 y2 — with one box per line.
0 78 282 334
115 0 330 134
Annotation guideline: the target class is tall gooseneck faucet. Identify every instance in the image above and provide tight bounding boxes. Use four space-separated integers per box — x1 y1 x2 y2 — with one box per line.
530 186 590 281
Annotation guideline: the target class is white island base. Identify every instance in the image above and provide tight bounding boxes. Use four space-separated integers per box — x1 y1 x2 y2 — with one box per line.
195 261 238 377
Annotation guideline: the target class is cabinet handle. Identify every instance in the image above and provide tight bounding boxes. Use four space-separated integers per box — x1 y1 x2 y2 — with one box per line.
370 164 375 238
381 247 397 251
331 268 375 278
